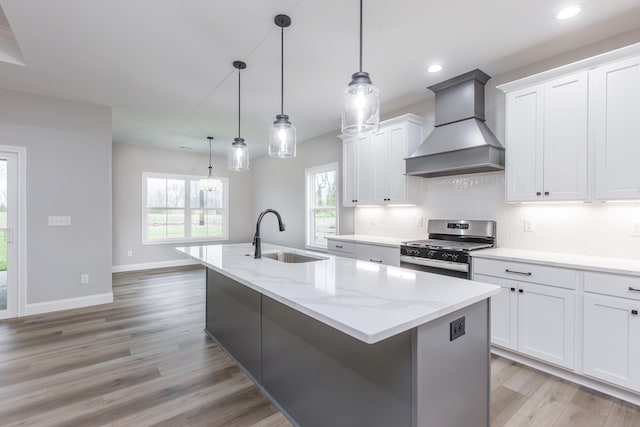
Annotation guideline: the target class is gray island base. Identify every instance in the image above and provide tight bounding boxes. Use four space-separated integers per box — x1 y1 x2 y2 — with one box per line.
205 268 490 427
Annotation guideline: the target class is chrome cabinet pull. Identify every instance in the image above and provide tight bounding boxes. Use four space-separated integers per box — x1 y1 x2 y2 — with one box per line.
335 245 343 249
632 310 638 316
369 258 383 263
629 287 640 292
505 269 532 276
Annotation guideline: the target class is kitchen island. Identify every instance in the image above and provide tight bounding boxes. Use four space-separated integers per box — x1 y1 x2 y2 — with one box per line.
177 243 500 427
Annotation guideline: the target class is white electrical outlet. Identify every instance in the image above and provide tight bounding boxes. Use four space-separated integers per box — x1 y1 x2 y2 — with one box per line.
415 216 424 227
127 250 133 257
524 218 535 232
80 274 89 284
48 216 71 226
632 221 640 238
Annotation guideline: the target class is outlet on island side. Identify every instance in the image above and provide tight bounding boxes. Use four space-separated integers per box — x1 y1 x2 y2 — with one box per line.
450 316 466 341
127 250 133 257
80 274 89 285
632 221 640 238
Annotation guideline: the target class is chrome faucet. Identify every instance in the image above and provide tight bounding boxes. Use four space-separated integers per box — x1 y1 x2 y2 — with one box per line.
253 209 286 259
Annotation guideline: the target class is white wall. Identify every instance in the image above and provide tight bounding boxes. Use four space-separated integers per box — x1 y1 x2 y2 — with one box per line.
0 89 112 304
355 30 640 260
251 131 354 250
112 143 254 267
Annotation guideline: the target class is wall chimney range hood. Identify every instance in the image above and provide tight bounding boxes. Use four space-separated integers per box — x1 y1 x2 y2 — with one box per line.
406 69 504 178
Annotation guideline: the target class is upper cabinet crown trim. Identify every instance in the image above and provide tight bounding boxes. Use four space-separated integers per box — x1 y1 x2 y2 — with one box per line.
497 42 640 93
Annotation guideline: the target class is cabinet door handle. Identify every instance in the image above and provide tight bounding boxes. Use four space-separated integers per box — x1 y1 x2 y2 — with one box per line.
544 191 550 196
632 310 638 316
536 192 541 196
369 258 383 263
629 287 640 292
510 287 516 292
505 269 532 276
335 245 343 249
518 289 524 294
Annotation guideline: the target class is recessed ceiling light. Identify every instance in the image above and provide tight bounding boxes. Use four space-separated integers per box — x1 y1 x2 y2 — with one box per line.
555 4 583 20
428 64 443 73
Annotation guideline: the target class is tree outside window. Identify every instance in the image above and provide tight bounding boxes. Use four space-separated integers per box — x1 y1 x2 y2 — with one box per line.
306 163 338 249
142 172 228 244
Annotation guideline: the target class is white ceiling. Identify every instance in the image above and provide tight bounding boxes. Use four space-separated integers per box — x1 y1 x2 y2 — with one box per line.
0 0 640 157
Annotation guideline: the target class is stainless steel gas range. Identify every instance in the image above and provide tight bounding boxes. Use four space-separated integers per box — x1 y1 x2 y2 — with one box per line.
400 219 496 279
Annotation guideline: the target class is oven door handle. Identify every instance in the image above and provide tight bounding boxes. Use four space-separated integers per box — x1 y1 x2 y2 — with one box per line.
400 256 469 273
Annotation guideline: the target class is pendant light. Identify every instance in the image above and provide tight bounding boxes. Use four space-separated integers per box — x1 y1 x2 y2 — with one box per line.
269 14 296 158
228 60 250 171
200 136 216 191
341 0 379 136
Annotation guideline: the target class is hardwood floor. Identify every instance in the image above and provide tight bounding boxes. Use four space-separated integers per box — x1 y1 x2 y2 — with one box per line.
0 265 638 427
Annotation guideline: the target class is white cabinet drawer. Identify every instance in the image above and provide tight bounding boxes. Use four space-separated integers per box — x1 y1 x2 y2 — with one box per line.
327 240 356 254
356 244 400 267
472 258 576 289
584 271 640 301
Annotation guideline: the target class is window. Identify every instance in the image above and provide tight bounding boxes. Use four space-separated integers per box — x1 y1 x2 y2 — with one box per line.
305 163 338 249
142 172 228 244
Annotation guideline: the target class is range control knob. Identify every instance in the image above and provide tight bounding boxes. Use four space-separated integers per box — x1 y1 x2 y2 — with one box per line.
442 252 458 261
427 250 436 257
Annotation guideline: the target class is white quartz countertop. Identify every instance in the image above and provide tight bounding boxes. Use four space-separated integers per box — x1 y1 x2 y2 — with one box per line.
471 248 640 276
328 234 409 248
177 243 500 344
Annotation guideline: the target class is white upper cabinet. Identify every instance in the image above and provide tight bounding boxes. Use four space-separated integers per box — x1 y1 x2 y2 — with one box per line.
342 138 358 206
343 114 423 207
505 85 544 201
342 134 372 206
500 47 640 202
591 56 640 200
505 72 588 202
543 72 589 200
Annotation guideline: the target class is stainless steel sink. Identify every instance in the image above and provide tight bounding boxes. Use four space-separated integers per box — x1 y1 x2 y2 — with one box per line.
262 252 326 263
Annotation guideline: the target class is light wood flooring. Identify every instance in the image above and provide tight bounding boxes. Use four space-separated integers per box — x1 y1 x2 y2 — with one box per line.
0 266 637 427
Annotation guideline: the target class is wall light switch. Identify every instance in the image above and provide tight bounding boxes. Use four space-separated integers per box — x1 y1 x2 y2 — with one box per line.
48 216 71 226
415 216 424 227
524 218 535 232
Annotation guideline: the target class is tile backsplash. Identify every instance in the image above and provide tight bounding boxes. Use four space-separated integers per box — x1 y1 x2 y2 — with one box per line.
354 172 640 259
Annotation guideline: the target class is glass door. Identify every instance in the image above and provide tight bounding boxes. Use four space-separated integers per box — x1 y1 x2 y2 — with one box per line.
0 153 17 319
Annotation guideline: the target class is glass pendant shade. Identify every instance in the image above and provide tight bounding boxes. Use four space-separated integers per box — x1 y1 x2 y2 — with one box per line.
228 138 249 171
200 167 216 191
269 114 296 158
342 71 380 135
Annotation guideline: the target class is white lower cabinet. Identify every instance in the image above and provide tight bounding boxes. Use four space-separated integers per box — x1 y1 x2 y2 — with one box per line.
472 275 517 350
517 282 575 370
473 272 575 369
474 256 640 398
581 269 640 393
583 293 640 391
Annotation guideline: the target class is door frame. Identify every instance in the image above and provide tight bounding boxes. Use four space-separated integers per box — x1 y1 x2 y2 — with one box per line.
0 145 27 318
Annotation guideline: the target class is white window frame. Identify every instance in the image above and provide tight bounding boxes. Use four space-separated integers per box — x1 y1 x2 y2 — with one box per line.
141 171 229 245
305 162 339 250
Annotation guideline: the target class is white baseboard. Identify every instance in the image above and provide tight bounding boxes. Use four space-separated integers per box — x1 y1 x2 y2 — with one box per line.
25 293 114 316
492 347 640 406
112 259 198 273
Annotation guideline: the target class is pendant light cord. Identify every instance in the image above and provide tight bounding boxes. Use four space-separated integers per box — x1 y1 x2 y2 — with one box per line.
280 26 284 115
237 68 241 139
359 0 363 72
